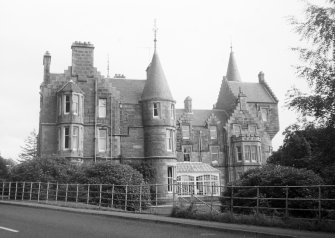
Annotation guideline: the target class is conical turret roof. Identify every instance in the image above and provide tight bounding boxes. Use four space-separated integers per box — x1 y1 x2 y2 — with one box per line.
141 51 174 101
226 50 242 82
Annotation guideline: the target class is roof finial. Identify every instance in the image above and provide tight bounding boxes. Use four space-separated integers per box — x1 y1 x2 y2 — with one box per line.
230 37 233 53
153 19 158 50
107 54 110 78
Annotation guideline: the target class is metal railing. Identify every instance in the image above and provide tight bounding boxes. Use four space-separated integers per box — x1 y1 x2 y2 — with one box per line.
220 185 335 221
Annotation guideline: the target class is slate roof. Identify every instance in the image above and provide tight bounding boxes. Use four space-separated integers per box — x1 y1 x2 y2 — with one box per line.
110 78 145 104
226 51 242 82
177 162 220 173
176 109 228 126
57 80 84 94
141 51 174 101
228 81 276 103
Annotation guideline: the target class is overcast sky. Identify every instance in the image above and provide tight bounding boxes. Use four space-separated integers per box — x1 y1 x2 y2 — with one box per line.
0 0 311 160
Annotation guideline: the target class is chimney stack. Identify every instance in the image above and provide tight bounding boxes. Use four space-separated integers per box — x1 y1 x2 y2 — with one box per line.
71 41 94 79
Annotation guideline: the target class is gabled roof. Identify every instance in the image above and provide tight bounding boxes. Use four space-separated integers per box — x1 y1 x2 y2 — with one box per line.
226 51 242 82
110 78 145 104
228 81 277 103
57 80 84 94
177 162 220 173
141 51 174 101
176 109 228 126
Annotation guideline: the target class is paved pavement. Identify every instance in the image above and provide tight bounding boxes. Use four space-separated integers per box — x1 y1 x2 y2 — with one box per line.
0 200 334 238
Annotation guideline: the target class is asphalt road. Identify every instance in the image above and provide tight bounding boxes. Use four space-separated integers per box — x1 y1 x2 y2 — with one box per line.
0 204 258 238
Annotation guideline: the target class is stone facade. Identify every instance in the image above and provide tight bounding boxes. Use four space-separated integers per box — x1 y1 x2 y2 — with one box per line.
38 42 279 192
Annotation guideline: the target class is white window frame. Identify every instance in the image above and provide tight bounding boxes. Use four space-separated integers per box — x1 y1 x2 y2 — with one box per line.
210 146 219 161
167 166 174 192
64 126 70 150
153 102 160 117
236 145 242 162
182 145 192 162
182 125 190 139
261 108 268 121
72 94 79 115
72 126 79 150
98 128 107 152
251 145 257 162
64 95 71 114
244 145 251 162
171 103 175 120
210 126 217 139
99 98 107 118
166 129 174 151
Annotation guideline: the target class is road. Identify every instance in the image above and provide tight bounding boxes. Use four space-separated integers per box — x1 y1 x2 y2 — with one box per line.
0 204 259 238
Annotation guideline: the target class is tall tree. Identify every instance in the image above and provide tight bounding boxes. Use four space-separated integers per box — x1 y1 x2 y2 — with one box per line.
288 0 335 127
19 129 38 161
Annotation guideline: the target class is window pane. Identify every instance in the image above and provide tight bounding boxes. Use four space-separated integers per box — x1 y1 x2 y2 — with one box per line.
166 129 173 151
65 95 70 113
99 99 107 118
171 104 175 119
236 146 242 161
261 108 268 121
72 126 79 150
98 129 107 152
183 146 191 161
251 145 257 161
73 95 79 115
210 126 217 139
182 125 190 139
153 102 159 117
64 127 70 149
168 166 173 192
245 145 251 162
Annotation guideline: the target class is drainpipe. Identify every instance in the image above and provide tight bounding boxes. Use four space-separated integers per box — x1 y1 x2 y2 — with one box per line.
110 96 113 163
94 78 97 163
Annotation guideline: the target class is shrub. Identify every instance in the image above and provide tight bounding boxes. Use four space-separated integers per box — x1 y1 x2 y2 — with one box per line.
78 162 151 211
220 165 324 218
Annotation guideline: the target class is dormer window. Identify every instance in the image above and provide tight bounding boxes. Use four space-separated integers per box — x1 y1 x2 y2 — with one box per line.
59 93 83 116
210 126 217 139
153 102 160 117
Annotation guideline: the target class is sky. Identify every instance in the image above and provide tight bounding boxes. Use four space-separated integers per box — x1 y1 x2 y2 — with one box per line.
0 0 312 160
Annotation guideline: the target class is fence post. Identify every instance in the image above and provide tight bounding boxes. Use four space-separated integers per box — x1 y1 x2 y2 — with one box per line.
29 182 33 201
111 184 114 207
87 184 90 205
46 182 50 203
22 182 25 200
318 185 322 220
99 184 102 209
55 183 58 202
76 184 79 204
285 186 289 218
256 186 259 216
230 185 234 213
139 184 142 213
155 184 158 207
2 181 5 200
65 183 68 204
124 185 128 211
37 182 41 202
8 182 11 200
210 184 214 214
14 182 18 200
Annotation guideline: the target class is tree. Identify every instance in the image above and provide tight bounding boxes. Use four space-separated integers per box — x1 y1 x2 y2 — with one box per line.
0 155 9 179
19 129 38 161
268 125 335 184
288 0 335 127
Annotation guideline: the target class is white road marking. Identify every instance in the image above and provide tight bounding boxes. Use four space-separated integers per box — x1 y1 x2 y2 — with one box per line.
0 226 19 233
